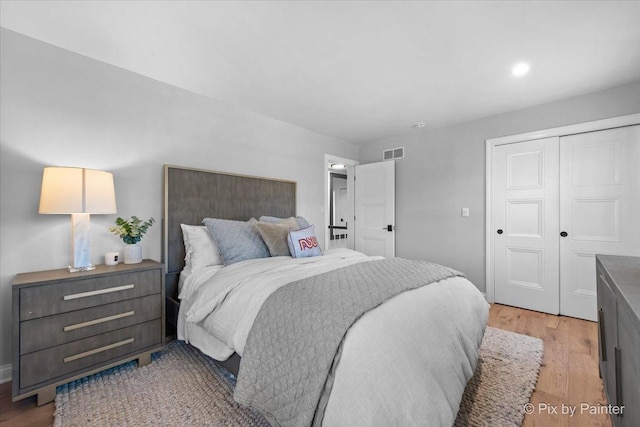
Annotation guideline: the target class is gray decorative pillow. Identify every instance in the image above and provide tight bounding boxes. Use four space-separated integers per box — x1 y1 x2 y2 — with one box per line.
259 215 310 229
203 218 270 266
255 217 300 257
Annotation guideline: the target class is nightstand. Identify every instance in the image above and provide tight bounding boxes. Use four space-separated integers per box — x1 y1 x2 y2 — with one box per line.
12 259 165 405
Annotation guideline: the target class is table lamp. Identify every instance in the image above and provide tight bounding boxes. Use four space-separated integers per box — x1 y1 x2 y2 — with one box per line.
39 167 117 272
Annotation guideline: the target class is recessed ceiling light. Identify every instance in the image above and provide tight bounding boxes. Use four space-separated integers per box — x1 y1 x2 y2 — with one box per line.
512 62 530 77
330 163 346 170
414 122 426 128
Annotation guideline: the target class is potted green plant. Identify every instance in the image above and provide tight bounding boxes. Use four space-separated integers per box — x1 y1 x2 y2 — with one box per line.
109 216 155 264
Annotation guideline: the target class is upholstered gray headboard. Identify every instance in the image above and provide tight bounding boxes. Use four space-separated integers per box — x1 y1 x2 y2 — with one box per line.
163 165 296 298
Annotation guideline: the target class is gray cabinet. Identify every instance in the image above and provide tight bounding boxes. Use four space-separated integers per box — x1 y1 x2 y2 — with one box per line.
596 255 640 427
12 260 165 405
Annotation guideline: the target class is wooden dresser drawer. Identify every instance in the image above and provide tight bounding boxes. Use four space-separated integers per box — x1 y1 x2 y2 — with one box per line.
20 320 161 389
13 260 165 404
20 269 161 320
596 255 640 427
20 294 162 355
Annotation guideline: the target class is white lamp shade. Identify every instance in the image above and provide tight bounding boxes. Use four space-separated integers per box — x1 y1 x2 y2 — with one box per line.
39 167 117 214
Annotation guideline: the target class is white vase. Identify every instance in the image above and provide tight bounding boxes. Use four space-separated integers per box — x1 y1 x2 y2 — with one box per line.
124 243 142 264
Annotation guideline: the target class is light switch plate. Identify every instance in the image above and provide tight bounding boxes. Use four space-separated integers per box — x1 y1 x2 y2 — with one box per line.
462 207 470 217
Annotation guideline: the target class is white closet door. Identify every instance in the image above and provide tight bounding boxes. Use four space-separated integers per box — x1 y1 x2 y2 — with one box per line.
493 137 560 314
559 125 640 321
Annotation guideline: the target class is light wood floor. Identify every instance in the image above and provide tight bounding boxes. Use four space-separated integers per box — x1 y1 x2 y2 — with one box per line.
490 304 611 427
0 304 612 427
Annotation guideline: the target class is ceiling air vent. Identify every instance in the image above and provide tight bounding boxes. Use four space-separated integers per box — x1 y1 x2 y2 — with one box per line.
383 147 405 161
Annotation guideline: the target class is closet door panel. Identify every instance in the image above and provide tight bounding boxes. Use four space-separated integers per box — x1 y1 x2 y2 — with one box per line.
560 125 640 321
494 137 560 314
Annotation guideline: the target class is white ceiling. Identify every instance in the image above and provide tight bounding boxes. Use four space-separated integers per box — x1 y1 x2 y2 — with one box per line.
2 1 640 144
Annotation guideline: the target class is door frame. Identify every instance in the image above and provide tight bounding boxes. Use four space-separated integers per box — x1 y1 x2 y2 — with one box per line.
324 154 359 251
485 113 640 303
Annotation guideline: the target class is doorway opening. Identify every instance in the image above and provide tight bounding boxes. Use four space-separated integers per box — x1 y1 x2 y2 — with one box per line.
324 154 358 251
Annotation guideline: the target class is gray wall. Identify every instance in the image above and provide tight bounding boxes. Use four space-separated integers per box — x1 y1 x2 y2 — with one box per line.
359 81 640 292
0 29 359 368
3 26 639 373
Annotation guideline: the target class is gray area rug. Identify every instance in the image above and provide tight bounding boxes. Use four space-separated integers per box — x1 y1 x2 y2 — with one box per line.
54 326 543 426
453 327 544 427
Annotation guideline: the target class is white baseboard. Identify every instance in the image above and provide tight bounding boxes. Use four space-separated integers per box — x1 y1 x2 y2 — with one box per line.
0 363 12 384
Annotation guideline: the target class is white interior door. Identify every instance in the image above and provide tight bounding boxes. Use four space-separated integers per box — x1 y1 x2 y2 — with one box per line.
559 125 640 321
493 137 560 314
354 161 395 257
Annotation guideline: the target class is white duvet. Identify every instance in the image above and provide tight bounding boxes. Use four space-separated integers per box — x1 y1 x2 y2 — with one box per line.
178 248 489 426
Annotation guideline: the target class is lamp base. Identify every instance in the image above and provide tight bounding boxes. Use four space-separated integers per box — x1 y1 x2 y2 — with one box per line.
70 213 93 272
68 264 96 273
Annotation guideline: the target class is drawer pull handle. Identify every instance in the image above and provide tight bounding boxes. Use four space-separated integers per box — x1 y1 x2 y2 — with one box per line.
598 308 606 362
63 338 134 363
614 346 623 408
63 311 135 332
63 284 134 301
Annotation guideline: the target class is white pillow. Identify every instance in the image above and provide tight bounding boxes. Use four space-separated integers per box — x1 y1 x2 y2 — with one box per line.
180 224 224 270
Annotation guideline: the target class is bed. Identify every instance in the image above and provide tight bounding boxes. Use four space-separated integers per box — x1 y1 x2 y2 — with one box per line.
163 165 489 427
